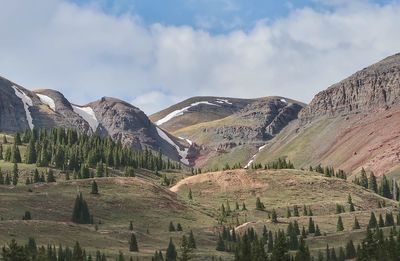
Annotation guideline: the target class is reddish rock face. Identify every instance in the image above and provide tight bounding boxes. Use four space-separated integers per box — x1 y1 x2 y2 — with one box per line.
300 53 400 123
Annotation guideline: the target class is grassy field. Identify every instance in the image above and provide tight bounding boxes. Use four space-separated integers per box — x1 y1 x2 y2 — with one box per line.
1 132 399 261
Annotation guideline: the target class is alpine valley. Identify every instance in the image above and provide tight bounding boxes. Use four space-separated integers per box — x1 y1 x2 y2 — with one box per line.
1 53 400 261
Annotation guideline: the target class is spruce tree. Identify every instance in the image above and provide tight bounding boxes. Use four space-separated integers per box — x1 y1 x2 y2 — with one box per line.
188 230 196 249
129 221 133 231
96 162 104 178
271 209 278 223
12 163 19 185
129 233 139 252
166 238 177 261
176 223 183 231
188 188 193 200
91 180 99 194
180 235 192 261
353 216 361 230
368 212 377 228
368 173 378 193
215 234 225 251
169 222 176 232
72 193 92 224
337 216 344 232
25 138 37 164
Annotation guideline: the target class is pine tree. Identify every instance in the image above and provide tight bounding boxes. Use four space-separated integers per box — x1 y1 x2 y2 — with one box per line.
242 202 247 211
308 217 315 234
337 216 344 231
368 173 378 193
169 222 176 232
46 169 56 183
368 212 377 228
176 223 183 231
314 225 321 236
255 197 265 210
293 205 300 217
353 216 361 230
25 138 37 164
188 230 196 249
22 211 32 220
360 168 368 189
129 233 139 252
166 238 177 261
91 180 99 194
215 234 225 251
179 235 192 261
72 193 92 224
129 221 133 231
271 209 278 223
345 240 356 259
12 163 19 185
188 188 193 200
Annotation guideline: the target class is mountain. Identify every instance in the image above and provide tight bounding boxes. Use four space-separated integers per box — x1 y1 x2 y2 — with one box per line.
151 96 305 169
0 76 191 164
253 53 400 176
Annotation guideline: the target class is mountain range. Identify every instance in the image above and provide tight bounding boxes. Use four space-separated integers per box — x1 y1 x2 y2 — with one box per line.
1 53 400 177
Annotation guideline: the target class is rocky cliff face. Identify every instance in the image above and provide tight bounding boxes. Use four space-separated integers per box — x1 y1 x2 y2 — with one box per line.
300 53 400 123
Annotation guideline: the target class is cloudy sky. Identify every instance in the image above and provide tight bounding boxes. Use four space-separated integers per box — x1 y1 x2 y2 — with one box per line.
1 0 399 114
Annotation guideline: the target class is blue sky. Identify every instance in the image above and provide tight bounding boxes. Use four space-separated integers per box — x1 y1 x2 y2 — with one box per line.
69 0 393 33
0 0 399 114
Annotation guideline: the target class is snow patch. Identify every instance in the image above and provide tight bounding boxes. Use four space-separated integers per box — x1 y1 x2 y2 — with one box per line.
37 94 56 111
157 127 189 165
72 105 99 132
179 136 193 146
244 144 267 169
280 98 287 103
216 98 232 105
12 86 34 130
155 101 220 125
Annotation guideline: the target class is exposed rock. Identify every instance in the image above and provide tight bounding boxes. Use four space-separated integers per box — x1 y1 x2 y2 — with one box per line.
300 53 400 123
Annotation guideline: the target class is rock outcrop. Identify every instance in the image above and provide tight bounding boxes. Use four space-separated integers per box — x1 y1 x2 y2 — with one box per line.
300 53 400 123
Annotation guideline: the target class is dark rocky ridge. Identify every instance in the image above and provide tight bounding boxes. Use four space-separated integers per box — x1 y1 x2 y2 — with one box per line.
300 53 400 123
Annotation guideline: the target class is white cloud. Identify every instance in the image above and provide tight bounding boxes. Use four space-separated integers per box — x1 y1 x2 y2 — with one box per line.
0 0 399 114
131 91 182 115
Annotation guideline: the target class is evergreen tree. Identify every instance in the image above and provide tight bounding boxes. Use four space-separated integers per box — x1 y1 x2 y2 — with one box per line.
169 222 176 232
176 223 183 231
353 216 361 230
166 238 177 261
129 221 133 231
46 169 56 183
336 216 344 231
360 168 368 189
25 138 37 164
345 240 356 259
271 209 278 223
91 180 99 194
71 193 92 224
12 163 18 185
129 233 139 252
255 197 265 210
22 211 32 220
368 173 378 193
2 135 8 144
188 230 196 249
179 235 192 261
1 239 29 260
368 212 377 228
0 144 3 160
215 234 225 252
188 188 192 200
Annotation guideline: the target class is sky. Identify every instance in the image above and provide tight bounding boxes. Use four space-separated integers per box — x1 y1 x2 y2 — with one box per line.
0 0 399 114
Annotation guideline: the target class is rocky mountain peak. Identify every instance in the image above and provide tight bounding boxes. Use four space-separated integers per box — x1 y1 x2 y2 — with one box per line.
299 53 400 123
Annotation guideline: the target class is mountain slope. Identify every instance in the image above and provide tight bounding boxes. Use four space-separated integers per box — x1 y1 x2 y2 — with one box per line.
152 96 305 169
0 76 191 164
253 53 400 176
